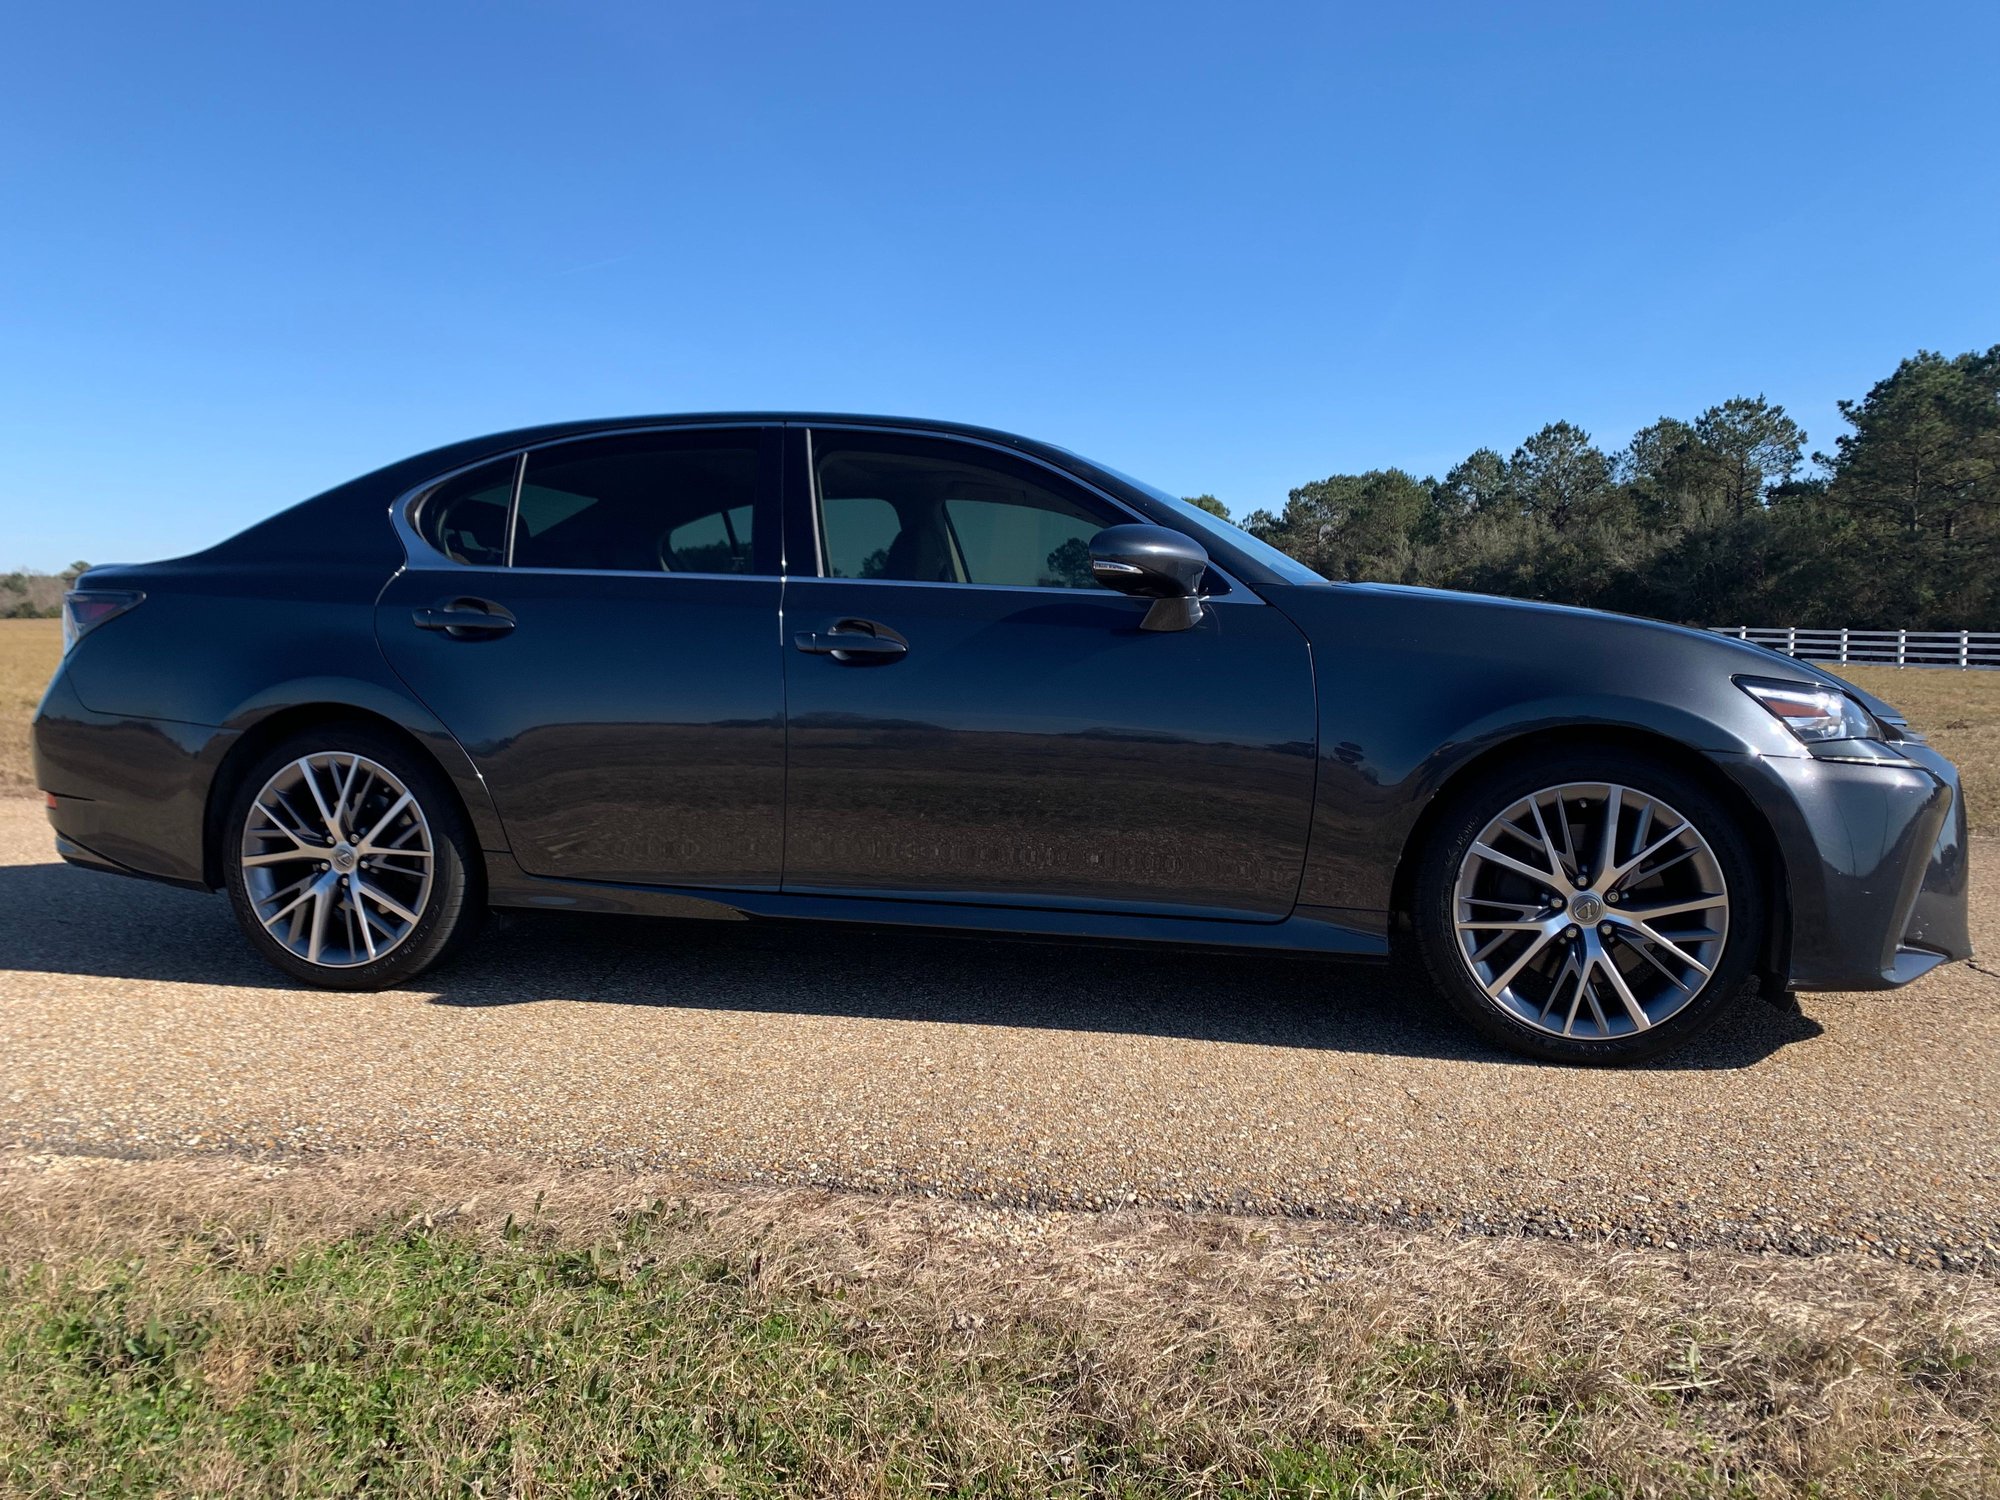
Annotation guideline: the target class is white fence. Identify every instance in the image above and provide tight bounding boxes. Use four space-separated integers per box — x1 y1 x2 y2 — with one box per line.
1712 626 2000 670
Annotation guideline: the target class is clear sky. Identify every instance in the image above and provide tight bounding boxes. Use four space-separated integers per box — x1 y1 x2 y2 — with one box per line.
3 1 1996 571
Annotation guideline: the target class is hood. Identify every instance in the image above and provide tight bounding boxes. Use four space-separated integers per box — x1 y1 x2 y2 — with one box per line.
1334 582 1908 725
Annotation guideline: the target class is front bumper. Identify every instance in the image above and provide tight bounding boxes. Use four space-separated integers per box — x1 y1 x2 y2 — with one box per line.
1712 742 1970 990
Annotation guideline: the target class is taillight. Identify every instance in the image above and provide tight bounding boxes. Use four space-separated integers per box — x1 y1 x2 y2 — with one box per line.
61 590 144 653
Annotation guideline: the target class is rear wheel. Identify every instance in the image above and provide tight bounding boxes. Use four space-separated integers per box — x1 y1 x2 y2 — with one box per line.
223 726 481 989
1414 749 1763 1064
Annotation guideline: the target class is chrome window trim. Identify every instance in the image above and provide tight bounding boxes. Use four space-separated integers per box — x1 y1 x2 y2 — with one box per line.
387 417 1254 601
789 574 1259 604
794 419 1253 602
390 421 775 575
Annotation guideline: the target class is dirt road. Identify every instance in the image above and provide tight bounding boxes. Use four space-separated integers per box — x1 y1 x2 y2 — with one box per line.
3 798 1994 1266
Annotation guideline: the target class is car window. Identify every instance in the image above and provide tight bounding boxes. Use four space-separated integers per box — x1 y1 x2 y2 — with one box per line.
418 456 518 566
814 436 1119 588
512 433 759 573
820 495 903 579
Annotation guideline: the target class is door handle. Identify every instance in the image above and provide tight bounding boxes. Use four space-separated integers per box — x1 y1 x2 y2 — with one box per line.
413 599 516 638
793 619 908 663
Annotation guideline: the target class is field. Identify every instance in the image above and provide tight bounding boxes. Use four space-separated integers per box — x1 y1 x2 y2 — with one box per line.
0 618 59 794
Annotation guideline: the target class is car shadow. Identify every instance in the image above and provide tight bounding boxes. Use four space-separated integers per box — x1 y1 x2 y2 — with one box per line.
0 858 1823 1070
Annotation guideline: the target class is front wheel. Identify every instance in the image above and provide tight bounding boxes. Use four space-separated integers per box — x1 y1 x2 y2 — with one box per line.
223 726 482 989
1413 750 1763 1064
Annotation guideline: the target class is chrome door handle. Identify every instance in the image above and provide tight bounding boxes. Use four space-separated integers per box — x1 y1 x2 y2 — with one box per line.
792 619 908 663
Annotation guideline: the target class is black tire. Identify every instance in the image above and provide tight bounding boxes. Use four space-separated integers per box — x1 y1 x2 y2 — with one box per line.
1413 747 1763 1065
223 724 482 990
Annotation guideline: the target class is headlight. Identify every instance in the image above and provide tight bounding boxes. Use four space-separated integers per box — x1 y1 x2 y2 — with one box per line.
1736 676 1881 744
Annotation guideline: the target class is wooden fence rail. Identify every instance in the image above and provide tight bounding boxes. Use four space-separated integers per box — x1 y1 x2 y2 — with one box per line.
1710 626 2000 670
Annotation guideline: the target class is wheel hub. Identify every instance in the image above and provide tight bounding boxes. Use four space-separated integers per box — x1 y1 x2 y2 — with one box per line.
1568 892 1604 925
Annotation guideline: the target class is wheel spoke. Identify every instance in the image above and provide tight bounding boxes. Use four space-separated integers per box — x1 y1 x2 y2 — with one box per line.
1483 925 1562 998
1578 971 1611 1035
1604 821 1689 890
1593 785 1622 886
356 791 415 853
353 878 419 926
1626 923 1713 978
1626 933 1695 993
354 886 379 961
1468 842 1568 895
1540 949 1580 1025
1550 792 1578 879
242 848 311 868
297 758 343 840
259 873 325 930
1616 894 1726 922
1595 949 1651 1030
253 804 315 849
1527 795 1573 881
305 882 332 964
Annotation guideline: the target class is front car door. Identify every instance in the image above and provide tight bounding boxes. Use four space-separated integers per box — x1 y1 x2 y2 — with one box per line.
376 425 785 888
779 426 1319 920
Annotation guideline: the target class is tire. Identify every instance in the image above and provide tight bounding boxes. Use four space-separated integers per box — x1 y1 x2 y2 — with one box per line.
1413 747 1763 1065
223 724 482 990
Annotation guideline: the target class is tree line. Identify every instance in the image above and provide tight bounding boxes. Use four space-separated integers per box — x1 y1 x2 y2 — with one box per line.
1 563 88 619
1192 345 2000 630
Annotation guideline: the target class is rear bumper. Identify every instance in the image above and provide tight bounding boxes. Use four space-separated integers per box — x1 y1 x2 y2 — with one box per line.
31 664 231 890
1711 742 1970 991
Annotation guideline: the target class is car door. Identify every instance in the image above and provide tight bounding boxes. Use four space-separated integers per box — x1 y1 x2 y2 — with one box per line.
780 426 1319 920
375 425 785 887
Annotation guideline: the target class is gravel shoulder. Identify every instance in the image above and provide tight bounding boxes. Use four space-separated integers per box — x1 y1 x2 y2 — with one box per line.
2 797 1995 1268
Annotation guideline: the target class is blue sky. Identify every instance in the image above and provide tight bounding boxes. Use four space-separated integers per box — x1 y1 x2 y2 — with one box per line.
3 1 1995 570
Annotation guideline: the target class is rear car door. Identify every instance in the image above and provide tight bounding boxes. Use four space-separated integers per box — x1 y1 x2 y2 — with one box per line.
779 427 1319 919
375 425 785 887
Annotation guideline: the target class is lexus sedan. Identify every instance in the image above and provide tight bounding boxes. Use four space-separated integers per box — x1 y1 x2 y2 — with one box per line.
32 414 1971 1063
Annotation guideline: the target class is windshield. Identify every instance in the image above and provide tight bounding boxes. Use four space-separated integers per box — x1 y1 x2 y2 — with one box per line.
1094 465 1329 586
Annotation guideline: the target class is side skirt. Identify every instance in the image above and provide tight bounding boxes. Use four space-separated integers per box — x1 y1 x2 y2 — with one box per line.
485 860 1390 959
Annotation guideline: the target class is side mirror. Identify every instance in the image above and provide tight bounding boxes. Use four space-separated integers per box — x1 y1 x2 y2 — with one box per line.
1088 525 1210 632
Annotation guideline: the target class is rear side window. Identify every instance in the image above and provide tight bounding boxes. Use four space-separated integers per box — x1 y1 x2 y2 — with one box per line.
814 436 1119 588
417 456 518 566
512 432 761 573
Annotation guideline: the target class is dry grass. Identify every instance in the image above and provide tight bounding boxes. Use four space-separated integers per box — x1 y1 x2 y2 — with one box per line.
2 1152 1998 1498
1840 663 2000 838
0 619 60 794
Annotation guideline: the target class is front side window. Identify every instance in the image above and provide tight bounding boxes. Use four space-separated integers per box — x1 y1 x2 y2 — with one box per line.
512 432 760 573
814 436 1119 589
417 456 518 566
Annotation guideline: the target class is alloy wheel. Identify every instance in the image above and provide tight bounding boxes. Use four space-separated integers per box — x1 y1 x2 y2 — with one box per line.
1452 781 1729 1039
239 752 435 968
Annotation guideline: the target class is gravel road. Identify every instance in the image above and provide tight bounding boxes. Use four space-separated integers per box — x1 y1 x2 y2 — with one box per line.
3 798 1996 1267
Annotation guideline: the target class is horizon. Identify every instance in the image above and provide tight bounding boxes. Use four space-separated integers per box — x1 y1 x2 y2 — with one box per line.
4 1 1997 571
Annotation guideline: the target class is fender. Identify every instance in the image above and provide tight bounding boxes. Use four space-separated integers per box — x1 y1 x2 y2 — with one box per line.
212 673 507 857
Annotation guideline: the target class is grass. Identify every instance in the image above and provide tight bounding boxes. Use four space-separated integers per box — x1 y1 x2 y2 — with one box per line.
3 1152 1997 1499
0 618 60 795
